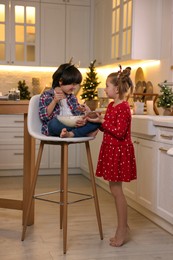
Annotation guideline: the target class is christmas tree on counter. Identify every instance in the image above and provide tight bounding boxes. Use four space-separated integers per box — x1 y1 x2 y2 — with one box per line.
80 60 100 101
157 81 173 109
18 80 31 100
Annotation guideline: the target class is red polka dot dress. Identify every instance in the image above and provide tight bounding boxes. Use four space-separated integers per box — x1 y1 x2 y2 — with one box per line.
96 101 137 182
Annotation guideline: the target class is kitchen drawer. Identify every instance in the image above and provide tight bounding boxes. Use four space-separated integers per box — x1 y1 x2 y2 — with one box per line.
0 144 24 169
157 127 173 144
0 144 49 170
0 128 23 145
0 115 24 127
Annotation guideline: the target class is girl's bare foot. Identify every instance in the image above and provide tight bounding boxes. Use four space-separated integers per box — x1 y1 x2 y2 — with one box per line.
60 128 74 138
109 225 130 243
109 226 129 247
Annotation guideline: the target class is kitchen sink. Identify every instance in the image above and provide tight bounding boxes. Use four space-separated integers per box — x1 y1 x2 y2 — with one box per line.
131 115 157 136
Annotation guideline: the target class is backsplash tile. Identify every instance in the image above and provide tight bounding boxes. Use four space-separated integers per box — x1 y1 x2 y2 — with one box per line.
0 70 53 96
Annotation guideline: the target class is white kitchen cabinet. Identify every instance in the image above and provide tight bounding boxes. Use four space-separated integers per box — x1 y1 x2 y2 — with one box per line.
0 115 49 172
40 0 91 67
40 2 65 66
111 0 132 62
156 142 173 225
123 136 157 211
155 127 173 225
136 136 157 211
49 143 81 169
94 0 162 66
0 114 80 176
80 131 103 174
0 0 40 65
122 136 137 202
93 0 112 66
111 0 162 63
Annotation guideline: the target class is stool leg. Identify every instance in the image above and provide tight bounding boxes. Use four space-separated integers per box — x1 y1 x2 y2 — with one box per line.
62 143 68 254
60 145 64 230
21 141 44 241
85 141 103 240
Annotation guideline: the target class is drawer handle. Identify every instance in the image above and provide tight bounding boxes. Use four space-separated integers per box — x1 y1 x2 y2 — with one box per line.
14 136 24 138
134 141 139 144
14 152 23 155
160 134 173 139
14 120 24 123
159 147 168 152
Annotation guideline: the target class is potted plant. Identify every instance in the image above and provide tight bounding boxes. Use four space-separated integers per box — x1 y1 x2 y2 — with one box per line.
80 60 100 110
157 81 173 115
18 80 31 100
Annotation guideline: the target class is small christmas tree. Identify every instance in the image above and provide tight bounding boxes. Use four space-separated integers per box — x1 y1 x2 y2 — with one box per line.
18 80 31 100
80 60 100 101
157 81 173 109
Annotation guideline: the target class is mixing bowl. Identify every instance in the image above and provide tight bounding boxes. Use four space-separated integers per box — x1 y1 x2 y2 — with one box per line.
57 115 83 127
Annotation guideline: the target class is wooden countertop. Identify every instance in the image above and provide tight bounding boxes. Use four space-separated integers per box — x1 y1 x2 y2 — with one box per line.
0 100 29 114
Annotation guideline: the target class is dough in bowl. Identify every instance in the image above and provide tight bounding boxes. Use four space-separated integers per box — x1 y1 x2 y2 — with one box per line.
57 115 83 127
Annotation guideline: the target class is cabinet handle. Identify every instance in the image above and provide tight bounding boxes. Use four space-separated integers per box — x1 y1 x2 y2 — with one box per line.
14 136 24 138
134 141 139 144
14 153 23 155
160 134 173 140
159 147 168 152
14 120 24 123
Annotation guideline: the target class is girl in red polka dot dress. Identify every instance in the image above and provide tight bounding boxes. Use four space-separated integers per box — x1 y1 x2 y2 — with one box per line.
87 66 137 247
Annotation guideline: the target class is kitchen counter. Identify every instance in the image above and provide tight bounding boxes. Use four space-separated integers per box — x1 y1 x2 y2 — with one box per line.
129 114 173 235
132 115 173 131
0 100 35 226
153 116 173 128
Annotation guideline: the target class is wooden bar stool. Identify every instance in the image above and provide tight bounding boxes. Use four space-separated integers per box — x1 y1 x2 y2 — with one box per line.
21 95 103 254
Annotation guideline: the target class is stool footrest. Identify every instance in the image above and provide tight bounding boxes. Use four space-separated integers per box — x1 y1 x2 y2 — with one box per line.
34 190 94 205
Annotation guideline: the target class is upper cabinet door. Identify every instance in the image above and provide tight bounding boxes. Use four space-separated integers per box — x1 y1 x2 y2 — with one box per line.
11 1 40 65
0 0 40 66
66 4 91 67
111 0 132 61
94 0 162 66
110 0 162 63
40 3 66 66
0 1 10 64
40 0 91 67
93 0 112 66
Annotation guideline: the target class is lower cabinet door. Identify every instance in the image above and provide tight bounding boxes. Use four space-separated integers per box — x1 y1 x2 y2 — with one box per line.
49 143 80 169
0 144 49 171
156 143 173 224
124 136 157 212
136 138 157 211
0 145 24 169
